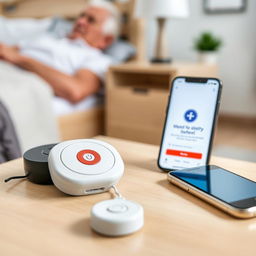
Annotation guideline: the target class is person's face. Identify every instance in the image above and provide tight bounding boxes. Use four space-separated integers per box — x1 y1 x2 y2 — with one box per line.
69 6 113 50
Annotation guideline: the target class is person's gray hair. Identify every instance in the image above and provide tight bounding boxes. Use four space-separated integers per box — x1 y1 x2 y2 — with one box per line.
87 0 121 39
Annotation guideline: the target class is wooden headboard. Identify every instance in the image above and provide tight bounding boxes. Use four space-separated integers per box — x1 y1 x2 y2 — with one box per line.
0 0 145 61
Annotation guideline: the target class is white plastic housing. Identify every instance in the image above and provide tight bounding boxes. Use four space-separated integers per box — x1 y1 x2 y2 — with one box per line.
48 139 124 196
91 199 144 236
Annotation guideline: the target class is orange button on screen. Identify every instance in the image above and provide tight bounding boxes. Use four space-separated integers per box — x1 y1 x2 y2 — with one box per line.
166 149 202 159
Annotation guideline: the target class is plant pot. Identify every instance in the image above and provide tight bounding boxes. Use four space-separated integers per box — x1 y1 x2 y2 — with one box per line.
198 51 218 64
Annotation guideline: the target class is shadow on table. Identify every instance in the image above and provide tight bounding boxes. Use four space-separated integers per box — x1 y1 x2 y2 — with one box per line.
70 217 145 246
69 217 97 238
4 178 67 200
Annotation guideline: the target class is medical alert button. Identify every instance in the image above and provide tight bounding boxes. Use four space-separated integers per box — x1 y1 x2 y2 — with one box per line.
107 204 128 213
77 149 101 165
61 141 115 175
91 199 144 236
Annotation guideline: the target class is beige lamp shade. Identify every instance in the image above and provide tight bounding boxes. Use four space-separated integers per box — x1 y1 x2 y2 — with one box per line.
135 0 189 19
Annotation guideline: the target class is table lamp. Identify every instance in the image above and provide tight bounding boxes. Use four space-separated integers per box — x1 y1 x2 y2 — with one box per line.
135 0 189 63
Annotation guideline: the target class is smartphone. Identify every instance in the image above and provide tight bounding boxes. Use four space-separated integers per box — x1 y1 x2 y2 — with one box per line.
158 77 222 171
168 165 256 218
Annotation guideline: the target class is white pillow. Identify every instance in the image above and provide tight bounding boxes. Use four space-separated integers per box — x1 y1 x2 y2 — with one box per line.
104 39 136 63
0 16 53 45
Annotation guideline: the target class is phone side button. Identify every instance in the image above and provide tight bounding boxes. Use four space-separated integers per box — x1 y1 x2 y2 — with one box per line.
165 97 170 113
181 184 189 192
182 184 189 191
177 183 189 192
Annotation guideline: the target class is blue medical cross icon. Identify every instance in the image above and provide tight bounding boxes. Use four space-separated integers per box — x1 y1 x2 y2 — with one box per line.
184 110 197 122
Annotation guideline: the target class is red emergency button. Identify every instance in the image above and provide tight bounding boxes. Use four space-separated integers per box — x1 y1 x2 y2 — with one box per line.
166 149 202 159
77 150 101 165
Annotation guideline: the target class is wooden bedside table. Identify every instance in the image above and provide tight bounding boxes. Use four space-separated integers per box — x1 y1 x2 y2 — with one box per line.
106 61 218 144
1 136 256 256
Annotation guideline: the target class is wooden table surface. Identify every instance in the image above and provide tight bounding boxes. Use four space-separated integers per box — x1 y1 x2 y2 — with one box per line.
0 136 255 256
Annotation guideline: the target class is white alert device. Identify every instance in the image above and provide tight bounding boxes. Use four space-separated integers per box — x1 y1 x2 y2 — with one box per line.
90 198 144 236
48 139 124 196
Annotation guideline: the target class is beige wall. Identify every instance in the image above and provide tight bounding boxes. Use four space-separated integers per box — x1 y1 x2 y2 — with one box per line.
146 0 256 117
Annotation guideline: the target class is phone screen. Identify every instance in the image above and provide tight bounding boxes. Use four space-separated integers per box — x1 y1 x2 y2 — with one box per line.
158 77 221 170
170 166 256 208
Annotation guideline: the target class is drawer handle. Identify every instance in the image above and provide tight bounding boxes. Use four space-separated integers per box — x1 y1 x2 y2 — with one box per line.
132 87 149 94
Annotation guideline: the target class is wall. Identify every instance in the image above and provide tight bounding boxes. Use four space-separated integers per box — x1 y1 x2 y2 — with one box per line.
146 0 256 117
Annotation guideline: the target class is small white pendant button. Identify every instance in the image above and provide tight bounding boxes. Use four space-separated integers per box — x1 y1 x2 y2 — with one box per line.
107 204 128 213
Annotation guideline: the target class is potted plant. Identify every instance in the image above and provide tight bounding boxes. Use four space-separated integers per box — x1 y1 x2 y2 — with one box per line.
194 32 222 64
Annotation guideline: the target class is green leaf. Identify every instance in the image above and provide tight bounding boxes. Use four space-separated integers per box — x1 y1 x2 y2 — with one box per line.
194 32 222 52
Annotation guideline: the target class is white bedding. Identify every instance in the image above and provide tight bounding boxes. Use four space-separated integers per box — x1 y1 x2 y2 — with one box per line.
0 60 102 152
0 61 59 152
0 16 54 45
53 94 103 116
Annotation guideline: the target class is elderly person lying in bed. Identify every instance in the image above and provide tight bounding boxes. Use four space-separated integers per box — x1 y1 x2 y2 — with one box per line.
0 0 120 103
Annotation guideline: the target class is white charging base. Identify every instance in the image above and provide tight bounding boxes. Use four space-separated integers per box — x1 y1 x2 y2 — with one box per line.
48 139 124 196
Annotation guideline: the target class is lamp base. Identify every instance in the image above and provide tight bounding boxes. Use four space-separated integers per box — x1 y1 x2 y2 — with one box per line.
151 58 172 63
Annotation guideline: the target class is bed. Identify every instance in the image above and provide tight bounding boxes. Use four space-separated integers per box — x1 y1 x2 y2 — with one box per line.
0 0 144 141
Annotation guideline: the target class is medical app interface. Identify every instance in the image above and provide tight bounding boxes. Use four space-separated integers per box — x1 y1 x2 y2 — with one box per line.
160 78 220 170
